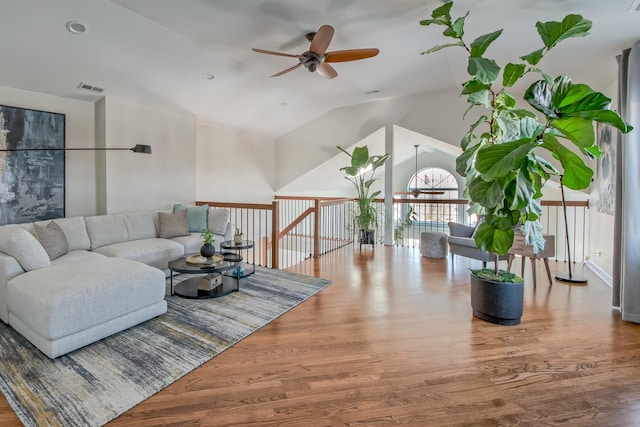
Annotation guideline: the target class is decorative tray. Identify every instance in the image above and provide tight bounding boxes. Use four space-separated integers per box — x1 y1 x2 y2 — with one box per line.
186 254 224 265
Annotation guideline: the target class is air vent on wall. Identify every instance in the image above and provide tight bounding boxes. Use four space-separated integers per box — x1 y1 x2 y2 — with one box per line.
629 0 640 12
77 82 105 93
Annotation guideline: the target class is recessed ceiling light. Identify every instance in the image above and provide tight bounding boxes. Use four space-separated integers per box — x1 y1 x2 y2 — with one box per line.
66 21 87 34
203 73 215 80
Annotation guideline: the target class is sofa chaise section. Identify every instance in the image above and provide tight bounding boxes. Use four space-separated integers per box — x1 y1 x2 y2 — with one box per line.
8 251 166 358
0 206 232 358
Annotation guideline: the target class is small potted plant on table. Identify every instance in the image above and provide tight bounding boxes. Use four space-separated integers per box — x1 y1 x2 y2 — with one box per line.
233 227 244 245
200 229 215 258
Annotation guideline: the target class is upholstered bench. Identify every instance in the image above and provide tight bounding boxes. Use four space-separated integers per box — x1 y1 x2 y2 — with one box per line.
7 252 166 359
420 231 448 258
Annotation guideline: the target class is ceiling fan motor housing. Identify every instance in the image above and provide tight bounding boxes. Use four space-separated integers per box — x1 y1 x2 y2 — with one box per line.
299 51 325 72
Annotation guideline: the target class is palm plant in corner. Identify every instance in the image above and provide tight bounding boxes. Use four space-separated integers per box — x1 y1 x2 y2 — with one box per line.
420 1 632 325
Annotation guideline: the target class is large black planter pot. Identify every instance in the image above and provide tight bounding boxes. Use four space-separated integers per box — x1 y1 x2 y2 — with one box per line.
470 274 524 326
359 229 375 245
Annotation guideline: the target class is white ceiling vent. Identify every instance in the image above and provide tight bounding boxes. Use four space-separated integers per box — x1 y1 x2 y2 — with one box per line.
77 82 105 93
629 0 640 12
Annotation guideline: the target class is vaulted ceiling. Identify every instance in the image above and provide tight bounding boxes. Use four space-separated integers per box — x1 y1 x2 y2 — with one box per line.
0 0 638 138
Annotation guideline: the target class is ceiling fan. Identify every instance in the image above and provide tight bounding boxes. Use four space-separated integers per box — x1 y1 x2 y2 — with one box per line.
252 25 379 79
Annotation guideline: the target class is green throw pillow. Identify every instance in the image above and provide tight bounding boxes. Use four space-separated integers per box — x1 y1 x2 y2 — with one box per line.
173 204 208 233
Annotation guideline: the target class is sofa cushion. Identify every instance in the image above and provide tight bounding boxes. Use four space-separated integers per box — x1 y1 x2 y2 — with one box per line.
447 235 480 249
173 204 208 233
209 208 229 235
171 232 226 255
93 238 185 270
122 211 157 241
7 257 166 340
448 222 476 238
51 250 107 266
158 210 189 238
85 214 129 250
34 216 91 251
33 221 69 261
0 227 50 271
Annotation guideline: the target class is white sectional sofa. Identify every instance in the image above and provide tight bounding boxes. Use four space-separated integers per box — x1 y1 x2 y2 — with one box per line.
0 207 232 359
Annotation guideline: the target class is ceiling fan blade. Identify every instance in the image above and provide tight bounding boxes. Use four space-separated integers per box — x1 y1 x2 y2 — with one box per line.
252 48 303 59
309 25 334 56
325 48 380 63
271 63 303 77
316 63 338 79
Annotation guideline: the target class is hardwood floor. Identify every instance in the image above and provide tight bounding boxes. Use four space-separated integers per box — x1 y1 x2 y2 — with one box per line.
2 245 640 426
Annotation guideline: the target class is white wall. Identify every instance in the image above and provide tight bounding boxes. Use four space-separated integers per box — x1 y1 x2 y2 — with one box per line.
101 97 197 213
275 87 469 190
0 85 276 221
196 122 275 203
0 85 97 217
584 79 619 283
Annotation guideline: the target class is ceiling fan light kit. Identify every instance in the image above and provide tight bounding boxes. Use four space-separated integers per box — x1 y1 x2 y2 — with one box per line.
252 24 379 79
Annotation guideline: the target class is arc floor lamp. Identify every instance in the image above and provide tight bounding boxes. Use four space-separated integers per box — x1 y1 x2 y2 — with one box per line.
0 144 152 154
553 175 588 283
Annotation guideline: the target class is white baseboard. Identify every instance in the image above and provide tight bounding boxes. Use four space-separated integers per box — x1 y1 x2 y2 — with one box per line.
585 259 613 287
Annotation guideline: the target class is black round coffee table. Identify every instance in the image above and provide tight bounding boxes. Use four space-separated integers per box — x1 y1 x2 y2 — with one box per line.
168 253 242 299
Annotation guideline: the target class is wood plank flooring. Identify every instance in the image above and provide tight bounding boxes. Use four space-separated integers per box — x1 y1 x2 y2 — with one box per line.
2 246 640 426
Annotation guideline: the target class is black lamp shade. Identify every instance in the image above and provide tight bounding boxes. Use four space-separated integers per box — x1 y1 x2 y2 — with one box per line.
131 144 152 154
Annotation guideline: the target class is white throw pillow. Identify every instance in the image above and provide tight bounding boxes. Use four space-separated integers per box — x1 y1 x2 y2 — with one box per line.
0 226 51 271
209 209 229 235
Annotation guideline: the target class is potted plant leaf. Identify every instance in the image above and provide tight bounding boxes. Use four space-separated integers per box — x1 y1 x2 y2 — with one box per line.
338 145 390 245
420 1 632 325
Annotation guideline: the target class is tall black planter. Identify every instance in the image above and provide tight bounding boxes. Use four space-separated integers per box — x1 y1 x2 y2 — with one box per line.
470 274 524 326
359 229 375 247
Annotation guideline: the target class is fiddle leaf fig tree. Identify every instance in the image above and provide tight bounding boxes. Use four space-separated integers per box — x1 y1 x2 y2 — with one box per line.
338 145 390 231
421 1 632 264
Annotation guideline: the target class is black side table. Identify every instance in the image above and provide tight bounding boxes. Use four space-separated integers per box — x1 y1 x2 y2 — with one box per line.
220 240 255 278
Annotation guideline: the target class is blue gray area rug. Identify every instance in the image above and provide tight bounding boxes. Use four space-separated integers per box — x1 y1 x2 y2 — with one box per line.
0 267 331 427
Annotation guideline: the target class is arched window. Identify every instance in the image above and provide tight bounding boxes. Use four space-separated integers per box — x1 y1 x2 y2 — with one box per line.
407 167 460 199
400 167 464 231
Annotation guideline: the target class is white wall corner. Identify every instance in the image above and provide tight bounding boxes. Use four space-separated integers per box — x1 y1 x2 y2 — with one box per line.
585 258 613 287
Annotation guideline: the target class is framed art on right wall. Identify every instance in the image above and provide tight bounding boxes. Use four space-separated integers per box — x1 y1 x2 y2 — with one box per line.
595 123 615 215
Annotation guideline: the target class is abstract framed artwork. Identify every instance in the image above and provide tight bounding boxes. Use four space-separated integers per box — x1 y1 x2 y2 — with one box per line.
0 105 65 225
595 123 615 215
